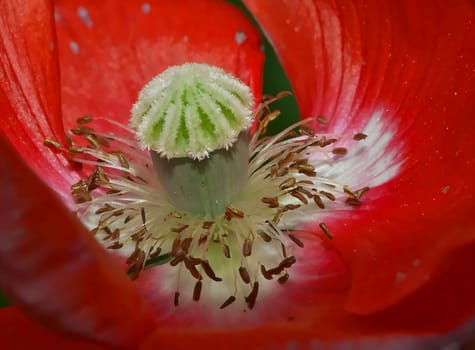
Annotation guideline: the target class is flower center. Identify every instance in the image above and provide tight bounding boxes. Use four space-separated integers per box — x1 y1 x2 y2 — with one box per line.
45 64 370 311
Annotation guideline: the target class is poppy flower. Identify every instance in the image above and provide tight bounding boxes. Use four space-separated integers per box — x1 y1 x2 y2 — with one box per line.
1 0 475 349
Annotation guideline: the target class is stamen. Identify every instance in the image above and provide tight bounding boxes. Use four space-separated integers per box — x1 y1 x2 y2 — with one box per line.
46 71 370 310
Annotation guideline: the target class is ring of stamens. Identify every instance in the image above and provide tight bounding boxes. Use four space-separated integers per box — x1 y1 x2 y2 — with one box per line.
45 93 369 310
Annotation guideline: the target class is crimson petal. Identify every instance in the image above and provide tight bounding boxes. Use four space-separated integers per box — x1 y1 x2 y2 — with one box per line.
53 0 263 130
0 0 78 202
0 135 155 347
244 0 475 319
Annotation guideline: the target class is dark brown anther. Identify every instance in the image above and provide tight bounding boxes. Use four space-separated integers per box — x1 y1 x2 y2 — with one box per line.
141 208 146 224
260 265 273 280
130 227 146 241
296 164 317 177
115 152 130 169
278 273 290 284
313 194 325 209
107 242 123 250
317 115 328 125
320 191 336 201
193 281 202 301
201 260 222 282
172 224 189 234
65 135 74 146
291 190 308 204
345 197 362 206
259 231 272 242
288 233 304 248
318 138 337 147
280 256 297 269
319 222 333 239
68 147 84 154
279 177 297 190
245 282 259 309
297 180 314 185
181 237 193 253
95 167 109 185
353 132 367 141
266 264 284 276
276 90 292 99
354 186 370 199
187 256 202 265
202 221 214 229
95 204 114 214
332 147 348 155
278 152 296 167
86 134 100 149
149 247 162 259
77 115 93 124
343 185 357 198
111 229 120 240
112 209 125 217
297 187 313 198
174 292 180 307
43 138 61 149
223 244 231 258
71 126 94 136
243 239 253 257
124 215 135 224
284 204 301 211
261 197 279 208
169 253 185 266
127 249 146 280
71 179 92 203
224 206 244 221
102 226 113 237
299 125 314 136
184 258 202 280
126 248 145 265
239 266 251 284
95 135 110 147
220 296 236 309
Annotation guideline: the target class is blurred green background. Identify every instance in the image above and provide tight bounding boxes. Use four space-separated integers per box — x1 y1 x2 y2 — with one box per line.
0 0 299 309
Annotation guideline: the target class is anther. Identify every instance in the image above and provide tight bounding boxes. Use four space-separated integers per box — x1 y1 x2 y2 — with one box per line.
277 273 290 284
319 222 333 239
353 132 367 141
201 260 222 282
239 266 251 284
193 281 202 301
243 239 253 257
288 233 304 248
220 296 236 309
245 282 259 309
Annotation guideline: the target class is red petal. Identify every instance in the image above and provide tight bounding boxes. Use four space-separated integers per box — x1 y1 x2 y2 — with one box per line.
0 136 155 347
140 242 475 349
0 0 78 201
54 0 264 130
0 307 110 350
135 231 349 328
244 0 475 316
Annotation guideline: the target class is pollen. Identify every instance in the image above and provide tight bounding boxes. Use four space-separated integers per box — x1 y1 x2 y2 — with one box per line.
44 67 370 311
